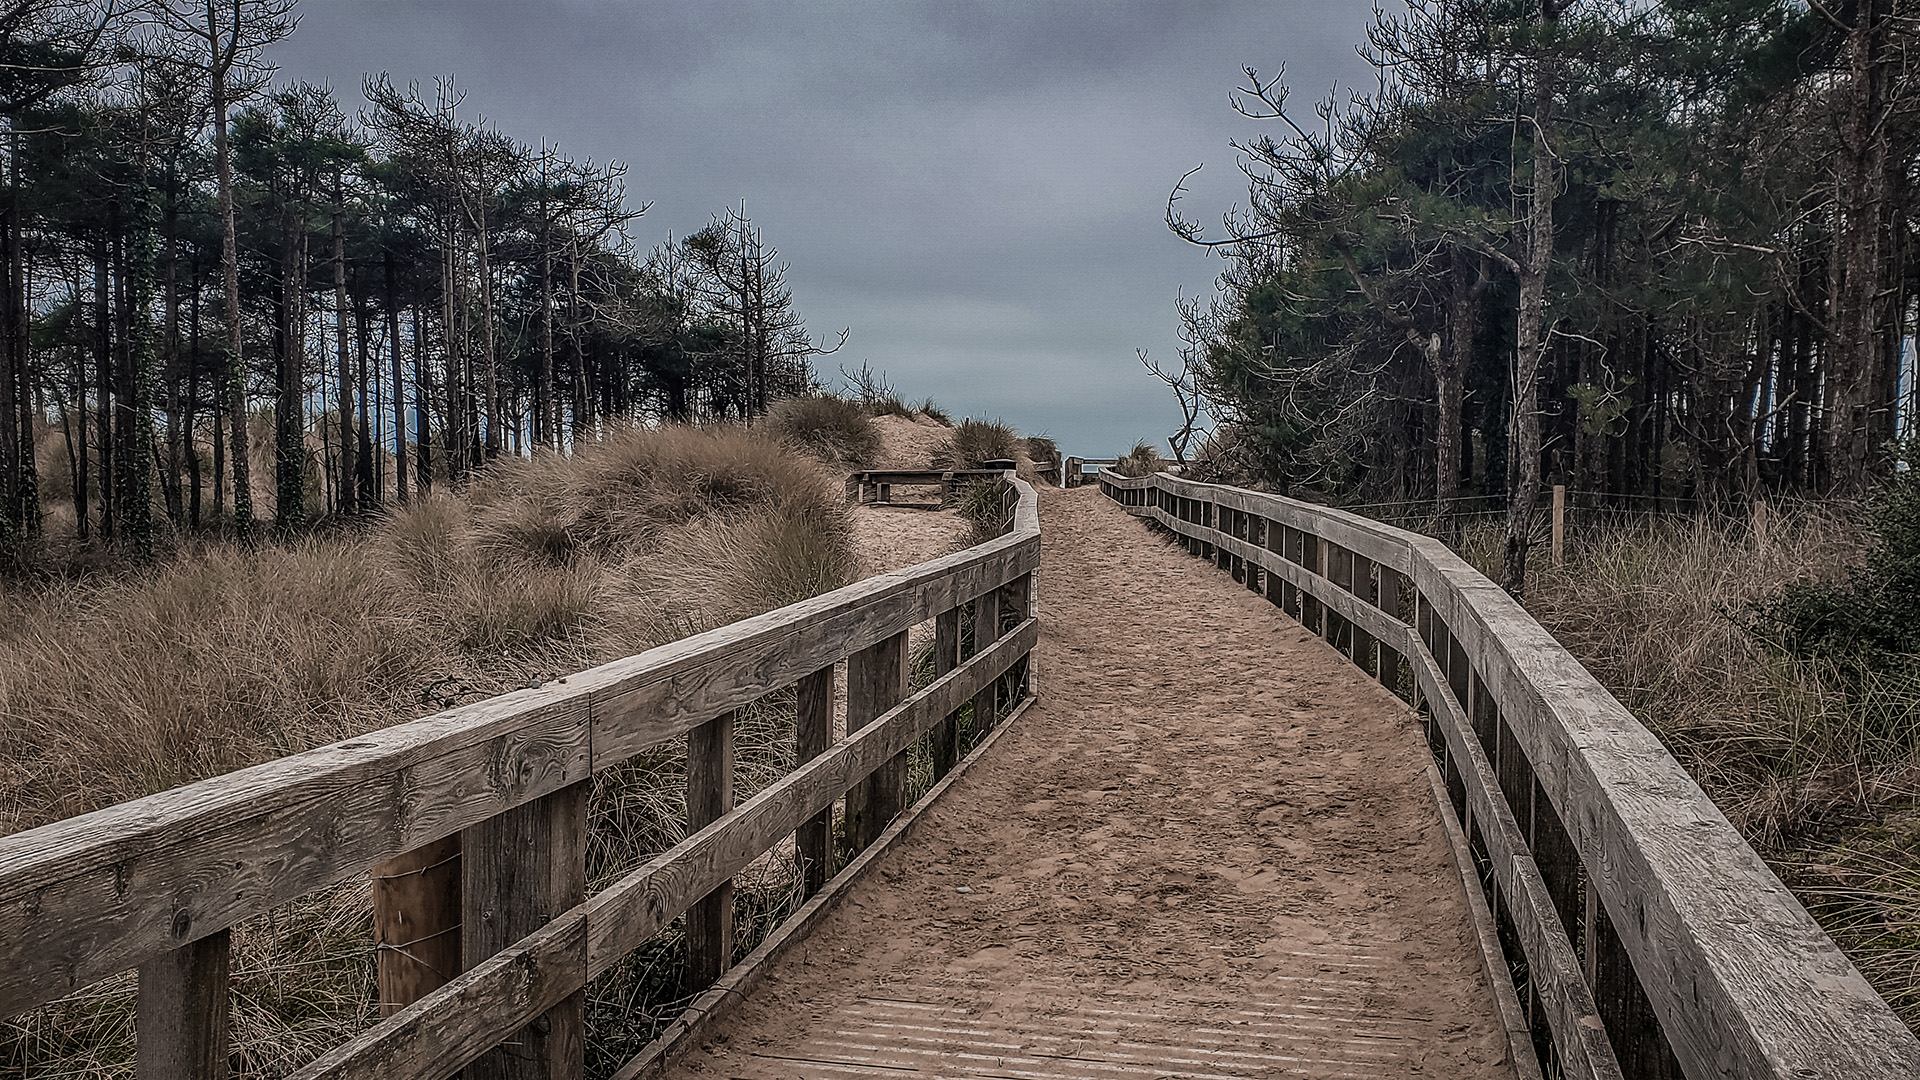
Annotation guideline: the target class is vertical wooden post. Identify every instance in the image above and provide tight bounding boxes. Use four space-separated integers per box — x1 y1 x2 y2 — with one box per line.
846 631 907 851
137 930 230 1080
969 590 1001 733
932 606 962 778
795 666 834 897
684 710 736 992
997 572 1034 703
462 781 588 1080
1551 483 1566 567
372 834 461 1015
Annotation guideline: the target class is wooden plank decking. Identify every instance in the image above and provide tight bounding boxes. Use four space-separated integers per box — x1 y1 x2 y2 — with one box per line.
659 487 1517 1079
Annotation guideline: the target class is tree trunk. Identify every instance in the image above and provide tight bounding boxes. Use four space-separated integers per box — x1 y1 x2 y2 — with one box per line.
1502 1 1560 597
333 172 354 516
274 198 303 534
412 300 430 493
213 68 253 541
387 250 408 504
1820 0 1896 494
161 175 184 525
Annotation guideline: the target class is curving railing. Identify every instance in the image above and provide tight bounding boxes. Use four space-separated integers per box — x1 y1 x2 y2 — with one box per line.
1098 468 1920 1080
0 473 1040 1080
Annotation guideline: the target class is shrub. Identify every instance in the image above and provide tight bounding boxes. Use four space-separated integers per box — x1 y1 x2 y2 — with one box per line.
932 418 1022 469
1758 466 1920 671
1111 441 1166 478
762 394 882 469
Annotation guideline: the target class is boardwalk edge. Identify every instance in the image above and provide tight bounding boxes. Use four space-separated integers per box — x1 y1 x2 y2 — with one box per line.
609 693 1040 1080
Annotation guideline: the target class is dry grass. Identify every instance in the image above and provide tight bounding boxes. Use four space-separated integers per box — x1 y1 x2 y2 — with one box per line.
931 418 1022 470
0 422 863 1077
761 394 883 469
1449 504 1920 1029
1111 441 1167 479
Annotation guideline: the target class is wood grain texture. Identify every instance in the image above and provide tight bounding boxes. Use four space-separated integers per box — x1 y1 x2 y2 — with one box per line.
136 929 229 1080
285 623 1034 1080
611 695 1039 1080
1102 472 1920 1079
461 781 587 1080
0 694 590 1018
373 835 462 1015
0 480 1038 1020
289 910 588 1080
931 607 962 778
583 619 1037 977
683 712 735 994
845 632 908 852
794 666 834 898
969 590 1000 732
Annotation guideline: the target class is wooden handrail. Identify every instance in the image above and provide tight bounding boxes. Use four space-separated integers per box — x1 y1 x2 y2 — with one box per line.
0 472 1042 1080
1096 468 1920 1080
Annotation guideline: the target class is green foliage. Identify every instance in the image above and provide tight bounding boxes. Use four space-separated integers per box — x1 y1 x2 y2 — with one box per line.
1759 457 1920 670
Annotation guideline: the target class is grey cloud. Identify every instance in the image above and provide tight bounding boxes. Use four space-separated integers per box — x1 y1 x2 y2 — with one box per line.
270 0 1377 454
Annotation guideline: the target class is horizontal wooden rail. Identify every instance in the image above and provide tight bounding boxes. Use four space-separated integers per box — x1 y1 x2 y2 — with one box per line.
846 468 1008 505
291 618 1039 1080
0 472 1041 1080
1096 468 1920 1080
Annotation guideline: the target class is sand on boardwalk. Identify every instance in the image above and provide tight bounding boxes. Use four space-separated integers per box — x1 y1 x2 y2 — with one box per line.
664 485 1517 1079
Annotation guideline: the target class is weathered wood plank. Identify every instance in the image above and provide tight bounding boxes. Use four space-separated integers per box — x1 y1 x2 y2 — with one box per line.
0 479 1038 1020
969 590 1000 732
136 929 229 1080
373 835 461 1015
585 619 1037 976
794 665 834 898
1405 636 1622 1080
845 632 908 852
289 910 588 1080
0 695 590 1018
461 780 588 1080
683 711 735 994
932 607 962 777
286 619 1036 1080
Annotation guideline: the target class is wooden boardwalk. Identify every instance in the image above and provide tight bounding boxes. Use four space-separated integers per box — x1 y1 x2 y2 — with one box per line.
663 488 1516 1079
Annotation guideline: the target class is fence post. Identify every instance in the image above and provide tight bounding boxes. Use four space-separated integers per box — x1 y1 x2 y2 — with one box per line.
846 631 907 851
372 835 462 1016
684 709 736 992
795 666 834 897
462 780 588 1080
969 589 1001 733
997 572 1034 704
136 931 230 1080
932 606 962 777
1552 484 1566 567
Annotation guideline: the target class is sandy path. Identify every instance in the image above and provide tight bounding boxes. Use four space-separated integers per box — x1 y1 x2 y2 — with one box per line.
667 486 1516 1079
850 505 969 577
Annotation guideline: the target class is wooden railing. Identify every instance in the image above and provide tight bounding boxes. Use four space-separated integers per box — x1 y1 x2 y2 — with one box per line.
0 472 1040 1080
1097 469 1920 1080
846 468 1009 506
1061 457 1115 488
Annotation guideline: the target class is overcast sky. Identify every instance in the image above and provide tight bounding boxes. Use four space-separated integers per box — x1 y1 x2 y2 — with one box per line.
266 1 1378 455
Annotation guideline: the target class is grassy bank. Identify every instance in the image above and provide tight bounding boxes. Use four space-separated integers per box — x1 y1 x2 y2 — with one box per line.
1451 506 1920 1025
0 423 865 1077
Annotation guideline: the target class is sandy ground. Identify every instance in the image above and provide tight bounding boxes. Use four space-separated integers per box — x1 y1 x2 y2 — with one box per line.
665 486 1516 1080
870 414 955 469
850 505 969 577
